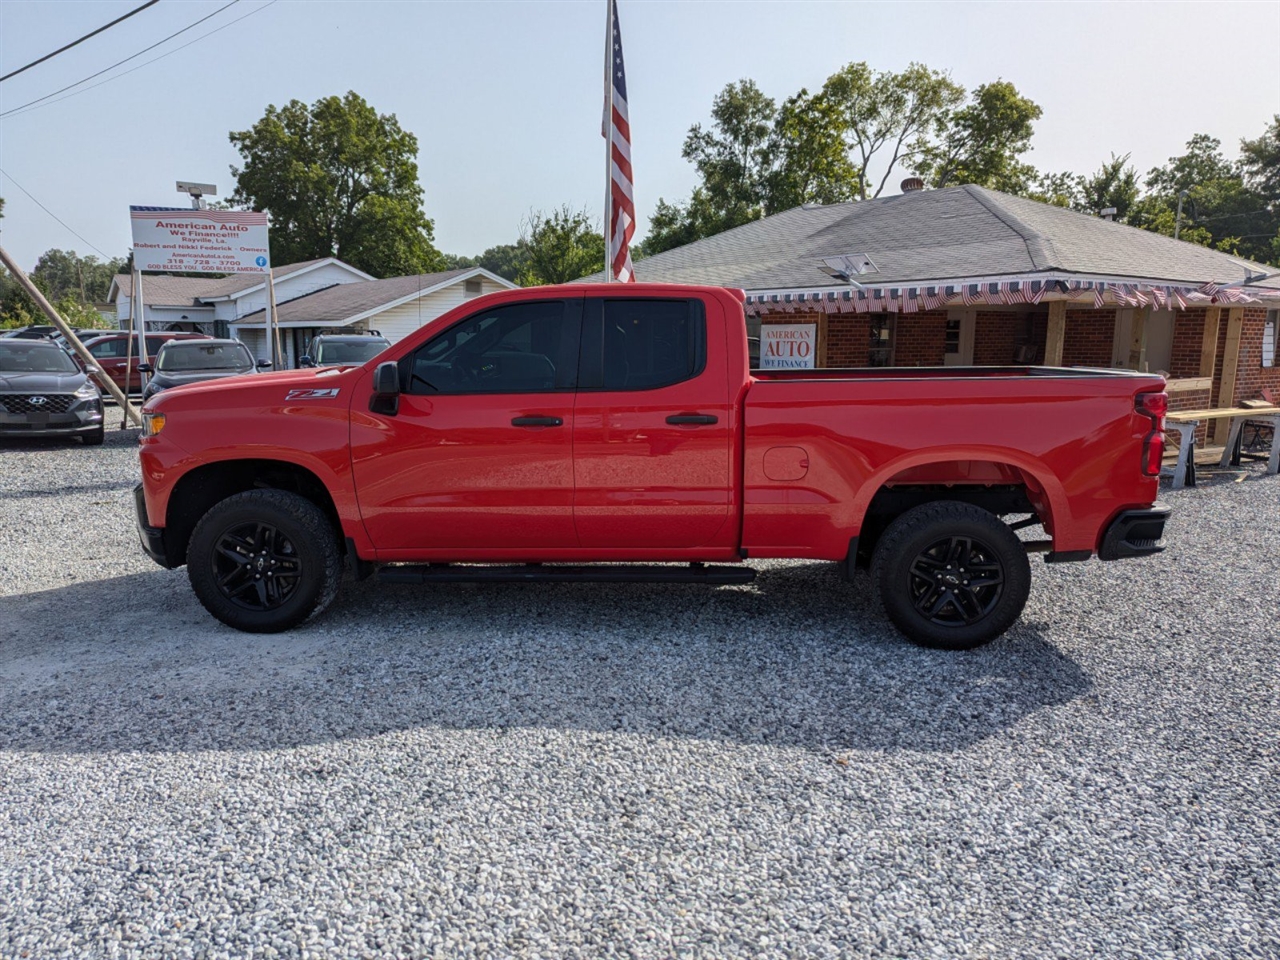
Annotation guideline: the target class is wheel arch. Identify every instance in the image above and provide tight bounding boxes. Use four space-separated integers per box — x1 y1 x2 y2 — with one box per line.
849 448 1070 562
161 458 346 568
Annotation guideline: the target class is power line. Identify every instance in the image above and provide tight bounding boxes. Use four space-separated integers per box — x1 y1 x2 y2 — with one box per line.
0 0 240 119
0 0 163 84
0 167 112 260
2 0 277 121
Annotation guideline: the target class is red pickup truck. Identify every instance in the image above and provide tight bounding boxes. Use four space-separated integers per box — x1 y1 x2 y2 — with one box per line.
135 284 1169 649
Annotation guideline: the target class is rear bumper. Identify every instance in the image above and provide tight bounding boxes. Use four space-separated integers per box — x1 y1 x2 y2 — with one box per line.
1098 503 1170 560
134 483 176 568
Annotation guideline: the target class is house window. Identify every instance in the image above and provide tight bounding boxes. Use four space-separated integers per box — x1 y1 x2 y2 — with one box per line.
1263 310 1277 368
868 314 894 367
944 316 961 356
464 279 482 297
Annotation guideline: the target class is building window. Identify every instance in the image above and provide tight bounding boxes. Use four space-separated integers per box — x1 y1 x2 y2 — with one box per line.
868 314 894 367
1263 310 1277 368
464 279 482 297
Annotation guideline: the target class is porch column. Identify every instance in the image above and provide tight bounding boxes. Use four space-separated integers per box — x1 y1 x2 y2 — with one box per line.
1127 307 1149 370
1044 300 1066 366
1212 307 1245 444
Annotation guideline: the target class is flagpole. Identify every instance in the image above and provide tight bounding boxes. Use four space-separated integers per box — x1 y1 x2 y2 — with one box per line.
603 0 613 283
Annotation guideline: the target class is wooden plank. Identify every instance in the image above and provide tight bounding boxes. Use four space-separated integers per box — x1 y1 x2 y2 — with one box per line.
1212 307 1245 444
1198 306 1221 378
1169 405 1280 423
1044 300 1066 366
1165 376 1213 394
1127 307 1149 370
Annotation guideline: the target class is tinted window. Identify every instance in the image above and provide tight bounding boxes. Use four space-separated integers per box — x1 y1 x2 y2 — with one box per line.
145 337 170 356
315 339 389 365
157 342 254 372
89 338 127 359
600 299 705 391
406 300 576 395
0 342 79 373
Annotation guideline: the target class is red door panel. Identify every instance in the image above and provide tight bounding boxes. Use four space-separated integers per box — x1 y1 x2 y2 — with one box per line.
351 392 576 556
572 297 733 549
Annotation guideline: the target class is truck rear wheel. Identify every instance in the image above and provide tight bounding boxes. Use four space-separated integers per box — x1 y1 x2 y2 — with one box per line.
870 501 1030 650
187 489 343 633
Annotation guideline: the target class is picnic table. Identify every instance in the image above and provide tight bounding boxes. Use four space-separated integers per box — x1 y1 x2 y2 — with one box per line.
1164 404 1280 489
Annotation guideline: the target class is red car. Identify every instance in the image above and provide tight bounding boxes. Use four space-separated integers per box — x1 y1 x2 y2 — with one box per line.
136 284 1169 648
82 332 211 394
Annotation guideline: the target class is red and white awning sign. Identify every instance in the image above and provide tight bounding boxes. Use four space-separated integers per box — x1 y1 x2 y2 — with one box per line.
130 206 270 274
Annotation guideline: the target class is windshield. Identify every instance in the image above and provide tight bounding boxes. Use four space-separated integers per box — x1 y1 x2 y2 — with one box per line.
0 342 79 373
157 342 254 373
315 339 388 365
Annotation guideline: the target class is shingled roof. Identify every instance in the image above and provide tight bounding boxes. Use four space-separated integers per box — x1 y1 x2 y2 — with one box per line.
233 269 507 326
616 185 1280 294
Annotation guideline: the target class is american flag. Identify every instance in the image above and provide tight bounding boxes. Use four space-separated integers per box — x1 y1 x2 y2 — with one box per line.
603 0 635 282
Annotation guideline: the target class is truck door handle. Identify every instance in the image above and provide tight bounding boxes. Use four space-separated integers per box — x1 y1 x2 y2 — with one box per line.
666 414 718 425
512 416 563 427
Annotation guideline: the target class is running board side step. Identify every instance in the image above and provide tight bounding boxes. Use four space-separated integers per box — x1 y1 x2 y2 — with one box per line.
377 563 756 585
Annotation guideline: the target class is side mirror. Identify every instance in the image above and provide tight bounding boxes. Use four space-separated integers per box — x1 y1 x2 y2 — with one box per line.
257 359 273 369
137 362 153 373
369 360 400 415
299 355 314 368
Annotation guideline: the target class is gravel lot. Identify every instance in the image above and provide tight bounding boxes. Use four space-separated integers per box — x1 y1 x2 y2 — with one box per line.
1 430 1277 959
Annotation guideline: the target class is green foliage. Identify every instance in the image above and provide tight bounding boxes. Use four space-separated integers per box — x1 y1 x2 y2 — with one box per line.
916 80 1042 193
229 91 444 278
1117 129 1280 265
53 294 112 330
517 206 604 286
647 63 1042 251
31 249 125 303
824 61 965 200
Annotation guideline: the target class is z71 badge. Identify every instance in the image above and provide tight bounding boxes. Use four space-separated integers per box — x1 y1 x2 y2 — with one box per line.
285 388 341 400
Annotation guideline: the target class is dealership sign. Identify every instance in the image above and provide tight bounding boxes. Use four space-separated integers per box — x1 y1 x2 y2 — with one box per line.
759 323 817 369
129 206 270 274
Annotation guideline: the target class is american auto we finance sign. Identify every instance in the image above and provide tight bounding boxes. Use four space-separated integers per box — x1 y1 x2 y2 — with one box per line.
129 207 270 274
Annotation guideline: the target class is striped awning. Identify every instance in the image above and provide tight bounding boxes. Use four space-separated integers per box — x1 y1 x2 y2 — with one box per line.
743 275 1273 317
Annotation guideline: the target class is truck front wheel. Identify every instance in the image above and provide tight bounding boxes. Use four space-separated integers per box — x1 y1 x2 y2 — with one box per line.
871 501 1030 650
187 489 343 633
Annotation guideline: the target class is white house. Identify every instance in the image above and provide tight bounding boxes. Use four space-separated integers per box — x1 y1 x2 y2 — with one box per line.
107 259 517 367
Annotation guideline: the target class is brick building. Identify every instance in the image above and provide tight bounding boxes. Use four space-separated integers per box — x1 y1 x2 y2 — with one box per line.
625 185 1280 442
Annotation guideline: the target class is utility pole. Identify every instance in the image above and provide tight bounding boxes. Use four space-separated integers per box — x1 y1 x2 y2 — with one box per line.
1174 189 1190 241
0 243 141 425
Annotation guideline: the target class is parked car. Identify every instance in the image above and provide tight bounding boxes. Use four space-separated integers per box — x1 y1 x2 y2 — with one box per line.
80 331 211 394
140 339 271 401
2 325 59 340
0 339 104 444
136 284 1171 649
299 332 391 368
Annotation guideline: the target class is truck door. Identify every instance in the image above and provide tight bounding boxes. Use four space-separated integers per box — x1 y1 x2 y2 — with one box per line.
350 297 582 557
572 296 733 549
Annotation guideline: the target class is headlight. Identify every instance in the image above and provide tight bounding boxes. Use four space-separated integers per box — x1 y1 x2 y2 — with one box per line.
142 412 166 437
74 380 99 398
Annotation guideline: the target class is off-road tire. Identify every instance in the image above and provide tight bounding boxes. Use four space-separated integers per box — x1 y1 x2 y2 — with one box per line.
871 501 1030 650
187 489 343 633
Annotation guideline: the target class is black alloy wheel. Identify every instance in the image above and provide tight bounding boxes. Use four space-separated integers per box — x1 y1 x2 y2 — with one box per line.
871 501 1031 650
906 534 1005 627
212 520 303 611
187 489 343 632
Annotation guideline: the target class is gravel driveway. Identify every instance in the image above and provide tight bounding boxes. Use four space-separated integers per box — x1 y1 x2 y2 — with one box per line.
1 431 1276 959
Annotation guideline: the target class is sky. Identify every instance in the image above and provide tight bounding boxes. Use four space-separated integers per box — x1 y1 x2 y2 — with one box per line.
1 0 1278 274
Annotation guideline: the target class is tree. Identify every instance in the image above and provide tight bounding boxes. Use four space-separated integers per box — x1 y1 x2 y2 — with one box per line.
915 80 1042 193
31 249 125 303
517 206 604 286
823 62 966 200
763 89 860 211
1127 132 1277 263
229 91 443 277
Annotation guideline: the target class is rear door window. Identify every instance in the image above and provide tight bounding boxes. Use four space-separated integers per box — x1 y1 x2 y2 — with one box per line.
580 298 707 391
88 338 126 359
